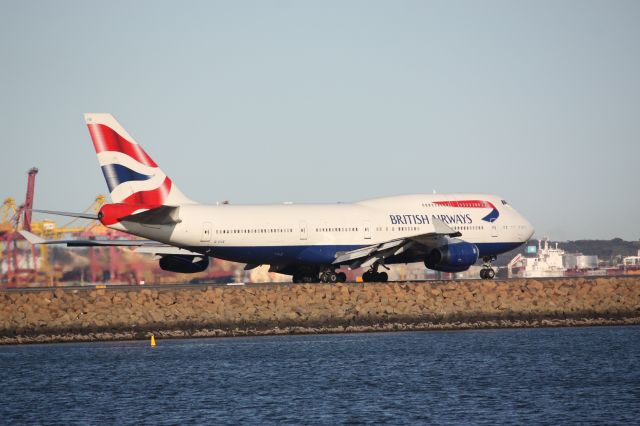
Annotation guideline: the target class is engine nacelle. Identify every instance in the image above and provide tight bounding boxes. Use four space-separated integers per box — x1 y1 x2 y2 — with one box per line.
424 241 479 273
159 255 209 274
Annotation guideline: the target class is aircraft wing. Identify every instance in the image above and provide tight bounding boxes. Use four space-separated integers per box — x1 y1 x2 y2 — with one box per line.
19 230 168 247
332 218 462 269
134 246 204 257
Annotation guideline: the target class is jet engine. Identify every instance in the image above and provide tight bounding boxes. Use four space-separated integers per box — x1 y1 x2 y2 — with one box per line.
424 240 479 273
159 255 209 273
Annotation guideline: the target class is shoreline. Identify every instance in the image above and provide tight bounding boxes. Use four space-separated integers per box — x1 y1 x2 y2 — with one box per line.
3 316 639 345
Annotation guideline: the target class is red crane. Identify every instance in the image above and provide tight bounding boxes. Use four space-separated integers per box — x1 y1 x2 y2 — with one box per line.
23 167 38 232
2 167 38 285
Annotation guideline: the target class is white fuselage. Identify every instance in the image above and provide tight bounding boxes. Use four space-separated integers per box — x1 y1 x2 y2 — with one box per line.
110 193 534 266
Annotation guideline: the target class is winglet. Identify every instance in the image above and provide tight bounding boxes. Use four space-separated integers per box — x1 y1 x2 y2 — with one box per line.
432 217 462 237
19 230 46 244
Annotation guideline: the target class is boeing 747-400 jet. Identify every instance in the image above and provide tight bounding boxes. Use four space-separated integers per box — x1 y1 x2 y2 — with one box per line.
21 114 534 282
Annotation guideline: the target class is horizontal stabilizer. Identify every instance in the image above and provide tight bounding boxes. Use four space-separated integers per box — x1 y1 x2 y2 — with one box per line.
19 230 166 247
19 230 46 244
118 205 181 225
31 209 99 220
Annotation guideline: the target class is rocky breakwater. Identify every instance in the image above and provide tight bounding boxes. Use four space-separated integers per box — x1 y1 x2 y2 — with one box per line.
1 277 639 344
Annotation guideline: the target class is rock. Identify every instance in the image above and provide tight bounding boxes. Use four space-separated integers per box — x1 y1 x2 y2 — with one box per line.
1 277 640 343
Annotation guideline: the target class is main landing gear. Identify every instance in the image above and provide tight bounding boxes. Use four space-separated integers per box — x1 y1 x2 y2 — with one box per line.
320 271 347 283
480 255 496 280
362 264 389 282
292 269 347 283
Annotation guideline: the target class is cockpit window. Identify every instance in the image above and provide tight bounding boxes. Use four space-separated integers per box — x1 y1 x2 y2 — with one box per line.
501 200 508 205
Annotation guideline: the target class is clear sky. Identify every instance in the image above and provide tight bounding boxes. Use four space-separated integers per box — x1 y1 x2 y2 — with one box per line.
1 1 638 240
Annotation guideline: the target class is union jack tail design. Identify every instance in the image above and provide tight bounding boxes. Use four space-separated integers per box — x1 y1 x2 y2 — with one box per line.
84 113 193 206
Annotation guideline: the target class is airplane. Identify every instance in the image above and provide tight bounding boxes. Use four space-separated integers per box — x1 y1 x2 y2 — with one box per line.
21 113 535 283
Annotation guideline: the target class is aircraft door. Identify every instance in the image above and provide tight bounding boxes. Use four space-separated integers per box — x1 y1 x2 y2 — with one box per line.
364 221 372 240
299 221 308 240
201 222 212 242
491 224 498 238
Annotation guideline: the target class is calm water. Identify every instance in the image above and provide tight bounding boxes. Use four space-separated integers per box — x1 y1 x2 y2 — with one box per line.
1 327 639 425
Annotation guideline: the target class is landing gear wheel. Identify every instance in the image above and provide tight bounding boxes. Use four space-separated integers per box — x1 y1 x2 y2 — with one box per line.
480 255 497 280
362 271 388 282
320 271 340 283
336 272 347 283
480 268 495 280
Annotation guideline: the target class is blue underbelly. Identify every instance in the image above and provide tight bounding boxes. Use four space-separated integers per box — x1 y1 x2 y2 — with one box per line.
208 241 524 265
476 242 524 257
209 245 363 264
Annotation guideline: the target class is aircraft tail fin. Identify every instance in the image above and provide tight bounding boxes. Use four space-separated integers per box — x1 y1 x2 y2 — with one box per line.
84 113 194 206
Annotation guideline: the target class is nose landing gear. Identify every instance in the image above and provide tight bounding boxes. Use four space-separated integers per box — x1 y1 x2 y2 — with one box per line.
480 255 496 279
480 268 495 279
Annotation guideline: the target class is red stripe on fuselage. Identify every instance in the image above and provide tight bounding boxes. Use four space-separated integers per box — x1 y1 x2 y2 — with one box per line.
87 123 158 167
434 200 496 209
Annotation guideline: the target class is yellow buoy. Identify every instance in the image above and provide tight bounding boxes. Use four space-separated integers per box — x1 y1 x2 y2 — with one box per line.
150 335 157 347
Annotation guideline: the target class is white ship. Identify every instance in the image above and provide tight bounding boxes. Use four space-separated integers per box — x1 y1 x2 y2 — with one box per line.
508 238 566 278
508 237 601 278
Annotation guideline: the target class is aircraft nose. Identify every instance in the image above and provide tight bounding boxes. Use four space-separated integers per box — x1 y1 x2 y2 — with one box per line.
522 219 535 241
